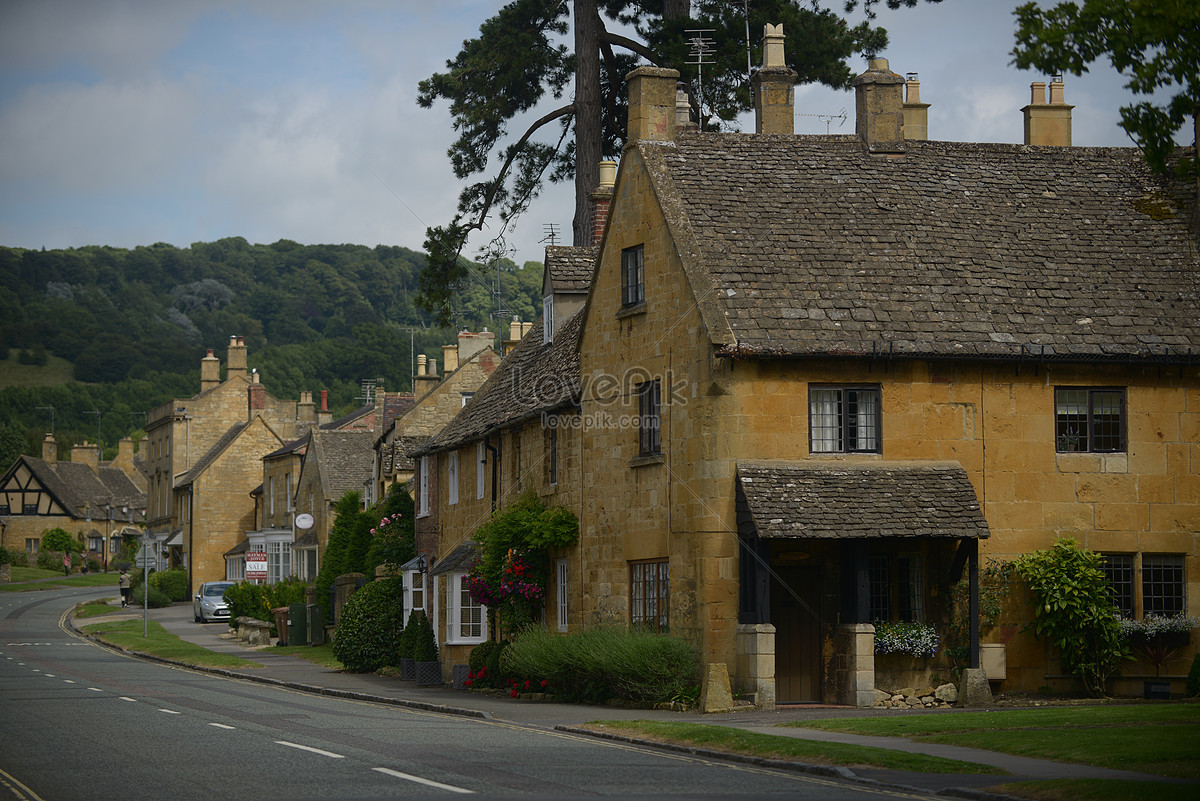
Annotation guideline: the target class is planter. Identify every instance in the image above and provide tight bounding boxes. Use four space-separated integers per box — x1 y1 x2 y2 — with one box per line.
452 664 471 690
416 660 442 686
980 643 1006 681
1144 680 1171 700
399 657 415 681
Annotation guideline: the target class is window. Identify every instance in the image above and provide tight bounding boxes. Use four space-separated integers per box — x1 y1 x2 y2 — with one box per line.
809 386 880 453
1102 553 1185 618
25 538 39 554
514 432 522 491
621 245 645 307
285 472 293 511
266 540 291 584
404 569 425 621
460 392 474 407
418 455 429 516
630 559 669 633
226 556 245 581
869 553 925 623
547 425 558 486
447 572 486 644
476 442 486 500
88 535 103 552
447 451 459 506
543 295 554 342
638 380 661 456
556 558 569 632
1143 554 1185 616
1055 388 1125 452
268 475 275 516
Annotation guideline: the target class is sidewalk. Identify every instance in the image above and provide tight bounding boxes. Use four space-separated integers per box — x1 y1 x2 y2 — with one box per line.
80 600 1189 799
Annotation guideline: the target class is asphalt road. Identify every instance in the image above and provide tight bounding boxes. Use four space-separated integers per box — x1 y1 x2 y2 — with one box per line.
1 587 940 801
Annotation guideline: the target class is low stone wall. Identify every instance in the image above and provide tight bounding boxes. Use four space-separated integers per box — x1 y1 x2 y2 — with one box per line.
235 616 273 646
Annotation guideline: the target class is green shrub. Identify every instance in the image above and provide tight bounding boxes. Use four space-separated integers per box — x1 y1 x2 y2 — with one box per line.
1187 653 1200 698
150 569 188 602
131 583 171 608
40 527 79 554
467 640 509 688
407 610 438 663
263 577 307 610
85 558 102 573
330 577 405 672
0 547 10 565
224 582 272 626
37 548 65 571
503 627 700 705
397 612 416 660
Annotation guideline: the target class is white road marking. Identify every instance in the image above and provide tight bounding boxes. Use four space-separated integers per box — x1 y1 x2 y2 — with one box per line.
119 696 137 702
43 674 54 677
88 687 103 692
209 723 235 730
158 709 180 714
275 741 344 759
63 680 75 684
373 767 474 794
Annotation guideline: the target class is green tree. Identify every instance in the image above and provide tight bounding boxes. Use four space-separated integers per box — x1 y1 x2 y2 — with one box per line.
417 0 935 323
0 423 26 466
314 491 372 618
40 527 79 554
1012 0 1200 174
1014 538 1129 696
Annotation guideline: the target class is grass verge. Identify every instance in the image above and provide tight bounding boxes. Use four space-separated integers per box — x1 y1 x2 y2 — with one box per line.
79 618 262 669
265 644 343 671
578 720 1005 775
74 599 121 618
785 704 1200 779
989 778 1199 801
2 572 121 592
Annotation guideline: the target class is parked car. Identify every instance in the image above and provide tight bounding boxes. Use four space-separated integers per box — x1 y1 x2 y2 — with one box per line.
193 581 235 623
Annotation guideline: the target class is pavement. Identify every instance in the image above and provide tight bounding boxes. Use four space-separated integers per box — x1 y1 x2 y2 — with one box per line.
72 596 1193 800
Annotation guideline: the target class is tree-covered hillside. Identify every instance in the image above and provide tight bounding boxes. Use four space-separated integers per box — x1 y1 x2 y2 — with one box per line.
0 238 543 464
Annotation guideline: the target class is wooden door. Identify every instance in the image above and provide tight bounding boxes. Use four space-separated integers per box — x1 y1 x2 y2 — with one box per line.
771 567 822 703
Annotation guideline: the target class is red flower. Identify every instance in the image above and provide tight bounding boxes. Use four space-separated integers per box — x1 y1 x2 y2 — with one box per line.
510 689 518 698
464 680 473 687
540 679 549 688
523 680 531 690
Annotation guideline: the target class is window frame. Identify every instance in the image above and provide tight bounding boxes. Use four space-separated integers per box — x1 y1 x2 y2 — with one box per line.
417 455 430 517
404 568 425 622
1101 552 1186 619
808 384 881 454
543 295 554 342
476 442 486 500
1054 387 1126 453
629 558 669 633
621 245 645 307
637 379 662 457
556 557 569 632
445 571 488 645
547 425 558 486
447 450 459 506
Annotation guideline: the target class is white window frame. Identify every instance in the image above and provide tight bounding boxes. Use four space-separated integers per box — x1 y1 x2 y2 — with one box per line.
418 455 430 517
543 295 554 343
445 571 487 645
226 555 245 581
404 569 426 622
448 451 459 506
556 557 569 632
268 475 275 516
476 442 486 500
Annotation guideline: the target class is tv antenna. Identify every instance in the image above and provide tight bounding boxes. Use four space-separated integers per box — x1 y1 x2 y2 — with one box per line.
36 405 55 437
685 29 716 131
357 378 378 406
541 223 559 247
798 107 848 134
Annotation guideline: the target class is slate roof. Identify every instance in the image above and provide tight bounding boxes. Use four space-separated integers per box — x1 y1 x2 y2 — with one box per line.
322 405 372 430
13 457 146 519
430 540 479 575
380 435 428 474
639 133 1200 362
415 310 583 455
545 245 598 292
309 429 376 501
737 461 989 539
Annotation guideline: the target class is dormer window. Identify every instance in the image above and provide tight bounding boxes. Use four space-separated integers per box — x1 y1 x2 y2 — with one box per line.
543 295 554 342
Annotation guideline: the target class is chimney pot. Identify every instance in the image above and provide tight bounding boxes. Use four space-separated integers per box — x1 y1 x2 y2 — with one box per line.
320 389 328 411
417 354 427 376
902 74 931 141
442 343 459 374
42 433 57 463
510 317 523 342
1023 79 1072 146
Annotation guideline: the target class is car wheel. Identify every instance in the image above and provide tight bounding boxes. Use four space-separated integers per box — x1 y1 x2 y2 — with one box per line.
194 609 201 623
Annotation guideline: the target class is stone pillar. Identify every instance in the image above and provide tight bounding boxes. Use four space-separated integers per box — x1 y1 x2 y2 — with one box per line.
736 623 776 710
834 622 876 708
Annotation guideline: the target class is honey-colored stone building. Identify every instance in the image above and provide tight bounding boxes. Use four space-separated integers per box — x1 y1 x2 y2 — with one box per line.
416 33 1199 701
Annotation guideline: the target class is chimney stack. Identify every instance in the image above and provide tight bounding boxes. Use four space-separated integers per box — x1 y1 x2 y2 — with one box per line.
414 354 440 398
626 66 680 144
442 344 459 374
227 335 247 379
589 161 617 246
317 390 332 426
248 383 266 418
752 24 797 135
200 348 220 391
298 391 315 424
852 58 906 154
1023 78 1072 146
72 440 99 474
902 73 930 140
42 433 57 463
456 329 496 363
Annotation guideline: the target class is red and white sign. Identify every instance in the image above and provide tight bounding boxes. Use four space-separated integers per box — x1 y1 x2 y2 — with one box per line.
245 551 268 580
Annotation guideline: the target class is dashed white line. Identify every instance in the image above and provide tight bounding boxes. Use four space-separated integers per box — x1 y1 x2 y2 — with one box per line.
63 680 75 684
158 709 180 715
372 767 474 794
275 741 344 759
88 687 103 692
119 696 136 701
209 723 235 730
43 674 55 678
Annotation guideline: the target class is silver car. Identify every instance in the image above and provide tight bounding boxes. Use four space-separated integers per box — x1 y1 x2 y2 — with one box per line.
193 581 235 623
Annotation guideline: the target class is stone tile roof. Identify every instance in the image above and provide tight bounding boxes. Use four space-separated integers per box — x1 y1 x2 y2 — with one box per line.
309 429 376 501
415 309 583 455
430 540 478 575
15 457 146 519
322 405 372 430
545 245 597 292
737 460 989 539
381 435 428 474
640 133 1199 362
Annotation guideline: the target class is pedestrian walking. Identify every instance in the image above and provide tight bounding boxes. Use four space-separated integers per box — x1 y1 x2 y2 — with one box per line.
63 553 70 576
119 568 131 607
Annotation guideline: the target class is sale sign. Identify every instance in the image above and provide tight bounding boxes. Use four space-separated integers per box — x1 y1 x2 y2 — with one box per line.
245 551 268 579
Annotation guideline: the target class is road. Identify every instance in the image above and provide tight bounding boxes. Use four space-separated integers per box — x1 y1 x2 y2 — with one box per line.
1 587 938 801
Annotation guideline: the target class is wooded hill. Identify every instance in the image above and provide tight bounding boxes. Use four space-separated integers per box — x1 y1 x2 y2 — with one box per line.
0 238 543 464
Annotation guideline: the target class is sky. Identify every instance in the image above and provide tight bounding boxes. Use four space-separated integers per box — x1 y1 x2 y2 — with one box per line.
0 1 1183 270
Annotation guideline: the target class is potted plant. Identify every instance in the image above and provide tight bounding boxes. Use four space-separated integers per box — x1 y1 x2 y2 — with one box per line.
409 610 441 686
397 612 417 680
1120 613 1200 698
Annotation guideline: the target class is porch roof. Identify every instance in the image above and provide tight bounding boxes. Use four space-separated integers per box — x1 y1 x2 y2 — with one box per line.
430 541 479 576
737 461 989 539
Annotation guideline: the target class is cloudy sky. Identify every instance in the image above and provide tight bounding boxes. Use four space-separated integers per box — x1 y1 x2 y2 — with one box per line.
0 1 1180 268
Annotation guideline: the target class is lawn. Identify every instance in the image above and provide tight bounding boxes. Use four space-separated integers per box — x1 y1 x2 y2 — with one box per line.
785 704 1200 780
579 720 1006 775
74 599 121 618
79 618 262 669
2 568 120 592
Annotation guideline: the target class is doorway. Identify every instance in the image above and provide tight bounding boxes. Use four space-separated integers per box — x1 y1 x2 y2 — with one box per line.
770 566 822 703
